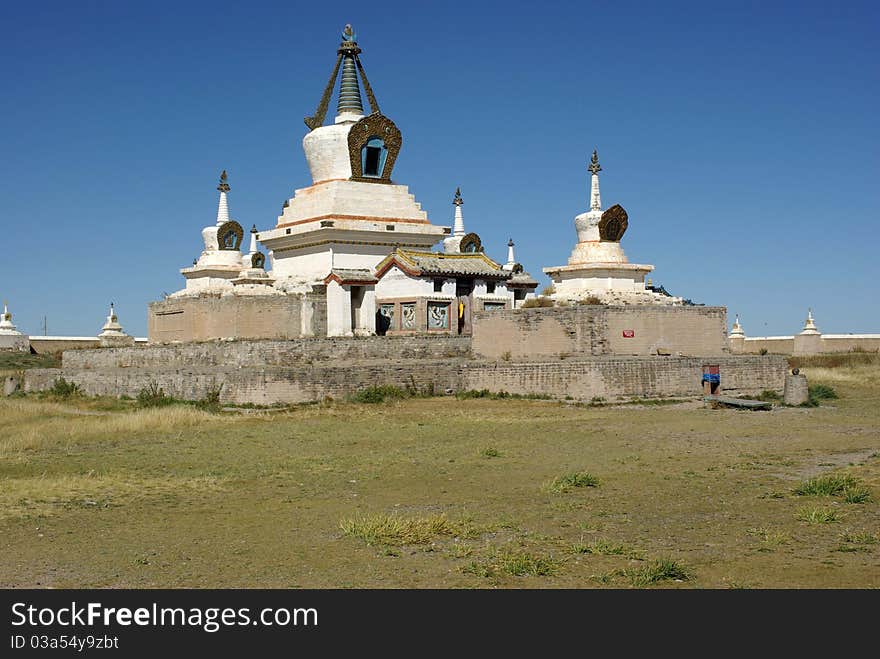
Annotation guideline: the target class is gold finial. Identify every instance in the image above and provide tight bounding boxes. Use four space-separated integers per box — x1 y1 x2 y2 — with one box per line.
588 149 602 175
217 170 230 193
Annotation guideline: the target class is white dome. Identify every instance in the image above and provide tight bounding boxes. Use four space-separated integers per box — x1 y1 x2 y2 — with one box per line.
302 120 359 184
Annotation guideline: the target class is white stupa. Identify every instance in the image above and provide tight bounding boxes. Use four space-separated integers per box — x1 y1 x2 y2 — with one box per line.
543 151 681 305
0 301 29 352
258 24 447 290
98 303 135 347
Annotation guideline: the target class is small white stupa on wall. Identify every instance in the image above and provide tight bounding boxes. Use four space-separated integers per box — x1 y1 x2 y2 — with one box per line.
0 301 29 352
98 303 135 348
543 151 681 305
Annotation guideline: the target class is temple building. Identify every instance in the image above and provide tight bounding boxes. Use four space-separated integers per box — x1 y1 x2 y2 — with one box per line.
544 151 681 305
148 25 534 342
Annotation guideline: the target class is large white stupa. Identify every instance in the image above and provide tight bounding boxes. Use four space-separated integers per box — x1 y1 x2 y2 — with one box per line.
257 24 447 291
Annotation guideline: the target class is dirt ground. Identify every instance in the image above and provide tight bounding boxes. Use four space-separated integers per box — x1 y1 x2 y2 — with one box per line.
0 356 877 588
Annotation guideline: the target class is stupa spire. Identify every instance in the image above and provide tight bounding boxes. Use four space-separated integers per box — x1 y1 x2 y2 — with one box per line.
588 150 602 211
216 170 230 226
452 187 465 236
0 300 16 329
506 239 516 267
249 225 259 255
305 24 380 130
336 25 364 118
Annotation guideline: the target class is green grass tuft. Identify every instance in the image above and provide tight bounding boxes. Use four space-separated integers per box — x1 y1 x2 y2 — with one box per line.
481 446 502 458
571 538 639 557
462 550 561 578
546 471 600 493
842 486 872 504
626 559 692 586
794 474 859 497
796 507 841 524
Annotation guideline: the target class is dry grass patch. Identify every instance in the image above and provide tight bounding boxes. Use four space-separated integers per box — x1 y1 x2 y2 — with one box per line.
0 473 226 520
339 513 479 547
625 558 692 586
462 549 561 578
1 404 223 458
571 538 641 558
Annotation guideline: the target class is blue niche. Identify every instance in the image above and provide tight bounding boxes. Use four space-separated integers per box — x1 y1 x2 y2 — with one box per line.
361 136 388 178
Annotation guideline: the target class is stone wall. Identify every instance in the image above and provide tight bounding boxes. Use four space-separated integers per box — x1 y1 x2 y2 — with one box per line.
23 338 785 405
462 355 786 400
147 293 327 344
471 305 728 360
60 336 472 369
24 362 462 405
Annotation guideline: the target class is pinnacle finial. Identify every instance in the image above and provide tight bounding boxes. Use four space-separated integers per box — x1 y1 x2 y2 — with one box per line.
341 24 356 43
218 170 230 193
588 149 602 175
251 224 258 233
508 238 514 247
453 187 463 206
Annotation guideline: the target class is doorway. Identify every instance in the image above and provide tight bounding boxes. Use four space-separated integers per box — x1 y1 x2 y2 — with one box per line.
456 279 473 335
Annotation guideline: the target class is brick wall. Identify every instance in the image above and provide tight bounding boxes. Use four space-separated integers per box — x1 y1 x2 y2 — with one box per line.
471 305 729 360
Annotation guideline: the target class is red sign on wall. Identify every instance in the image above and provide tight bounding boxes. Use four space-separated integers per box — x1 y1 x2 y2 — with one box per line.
622 330 635 338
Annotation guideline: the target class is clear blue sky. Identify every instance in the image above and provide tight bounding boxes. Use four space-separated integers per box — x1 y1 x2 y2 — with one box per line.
2 0 877 337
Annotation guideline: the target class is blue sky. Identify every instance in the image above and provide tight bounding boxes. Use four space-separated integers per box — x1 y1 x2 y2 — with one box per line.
1 0 877 337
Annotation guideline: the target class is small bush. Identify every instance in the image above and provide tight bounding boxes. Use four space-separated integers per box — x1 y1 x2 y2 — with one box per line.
547 471 600 493
50 377 80 398
759 348 769 355
579 295 602 305
348 385 409 404
195 382 224 412
809 384 838 401
455 389 551 401
501 350 512 362
521 296 554 308
481 447 501 458
626 559 691 586
136 382 177 408
755 390 782 402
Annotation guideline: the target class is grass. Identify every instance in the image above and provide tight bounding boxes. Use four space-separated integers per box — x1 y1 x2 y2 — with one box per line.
546 471 600 493
571 538 640 558
0 357 878 588
456 389 552 401
794 474 859 496
796 507 841 524
339 513 474 546
348 385 411 404
462 550 561 578
794 474 871 504
481 446 502 458
625 559 692 586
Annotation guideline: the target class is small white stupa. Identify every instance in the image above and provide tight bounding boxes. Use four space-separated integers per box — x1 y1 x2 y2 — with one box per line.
98 303 135 347
0 301 29 352
543 151 681 305
730 314 746 338
800 308 820 335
